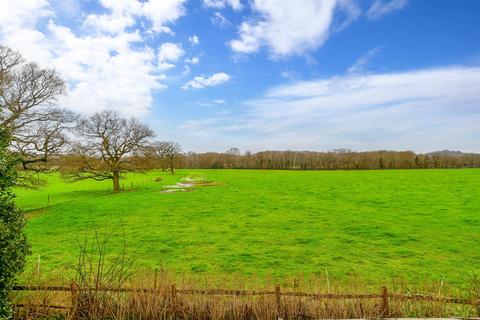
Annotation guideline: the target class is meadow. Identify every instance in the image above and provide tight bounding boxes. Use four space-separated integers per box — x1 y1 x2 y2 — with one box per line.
14 169 480 285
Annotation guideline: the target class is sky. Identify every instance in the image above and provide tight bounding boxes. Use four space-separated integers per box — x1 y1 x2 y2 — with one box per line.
1 0 480 153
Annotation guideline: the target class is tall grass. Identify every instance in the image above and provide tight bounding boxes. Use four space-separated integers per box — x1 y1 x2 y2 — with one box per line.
12 274 480 319
12 228 480 319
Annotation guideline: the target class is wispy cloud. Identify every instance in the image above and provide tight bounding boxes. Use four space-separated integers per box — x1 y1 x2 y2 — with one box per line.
188 35 200 45
195 99 227 107
367 0 408 20
347 47 381 74
185 57 200 65
182 72 230 90
202 0 242 10
211 12 232 27
180 66 480 152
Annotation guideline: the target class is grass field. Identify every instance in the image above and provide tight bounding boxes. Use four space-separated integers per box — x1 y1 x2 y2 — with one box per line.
14 169 480 285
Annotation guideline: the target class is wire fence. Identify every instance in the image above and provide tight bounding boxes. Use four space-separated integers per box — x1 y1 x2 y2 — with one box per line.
12 284 480 315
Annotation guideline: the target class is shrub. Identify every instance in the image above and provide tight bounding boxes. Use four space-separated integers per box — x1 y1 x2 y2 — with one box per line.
0 128 30 319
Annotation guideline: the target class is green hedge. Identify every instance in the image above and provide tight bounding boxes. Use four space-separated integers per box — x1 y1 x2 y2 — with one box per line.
0 128 29 319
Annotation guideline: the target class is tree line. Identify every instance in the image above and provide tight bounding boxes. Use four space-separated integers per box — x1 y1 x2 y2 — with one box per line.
182 149 480 170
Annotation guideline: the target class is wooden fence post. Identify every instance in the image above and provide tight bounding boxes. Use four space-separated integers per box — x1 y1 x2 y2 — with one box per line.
275 285 281 316
381 286 389 317
171 283 177 302
70 282 79 315
154 268 158 290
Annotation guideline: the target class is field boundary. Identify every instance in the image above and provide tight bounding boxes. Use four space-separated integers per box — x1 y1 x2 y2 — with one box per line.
12 284 480 315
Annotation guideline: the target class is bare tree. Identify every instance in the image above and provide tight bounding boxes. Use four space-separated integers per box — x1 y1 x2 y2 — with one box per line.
0 45 72 171
11 108 77 170
0 45 65 131
181 149 480 170
63 111 154 192
226 147 240 156
155 141 182 174
225 147 240 168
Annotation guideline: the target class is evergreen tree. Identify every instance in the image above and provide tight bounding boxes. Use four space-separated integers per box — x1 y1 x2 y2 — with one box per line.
0 128 30 319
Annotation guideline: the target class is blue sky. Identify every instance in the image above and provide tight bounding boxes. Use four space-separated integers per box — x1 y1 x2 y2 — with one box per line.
1 0 480 152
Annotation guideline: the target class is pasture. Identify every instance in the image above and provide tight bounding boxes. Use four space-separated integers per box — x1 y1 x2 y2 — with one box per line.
15 169 480 285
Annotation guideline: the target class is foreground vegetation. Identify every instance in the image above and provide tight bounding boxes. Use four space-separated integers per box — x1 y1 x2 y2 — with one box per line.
13 274 480 319
15 169 480 286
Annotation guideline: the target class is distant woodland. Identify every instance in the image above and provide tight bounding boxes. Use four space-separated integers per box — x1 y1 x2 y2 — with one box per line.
181 149 480 170
47 149 480 172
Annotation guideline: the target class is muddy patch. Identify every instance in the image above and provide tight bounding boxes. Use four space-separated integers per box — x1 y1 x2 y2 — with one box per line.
25 209 47 220
161 176 221 193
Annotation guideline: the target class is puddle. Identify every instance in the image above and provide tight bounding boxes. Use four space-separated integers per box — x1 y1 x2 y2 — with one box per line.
161 176 220 193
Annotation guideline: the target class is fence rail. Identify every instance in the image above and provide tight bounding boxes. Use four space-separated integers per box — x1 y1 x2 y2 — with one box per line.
12 284 480 318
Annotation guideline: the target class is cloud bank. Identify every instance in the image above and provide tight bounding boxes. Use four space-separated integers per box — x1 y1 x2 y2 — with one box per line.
179 66 480 152
0 0 188 116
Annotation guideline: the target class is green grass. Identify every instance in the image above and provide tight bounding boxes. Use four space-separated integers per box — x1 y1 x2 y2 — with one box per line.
15 169 480 285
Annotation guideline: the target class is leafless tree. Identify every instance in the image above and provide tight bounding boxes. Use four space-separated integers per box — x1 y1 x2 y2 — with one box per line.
0 45 65 131
11 108 77 170
63 110 154 192
0 45 72 172
154 141 182 174
181 150 480 170
225 147 240 156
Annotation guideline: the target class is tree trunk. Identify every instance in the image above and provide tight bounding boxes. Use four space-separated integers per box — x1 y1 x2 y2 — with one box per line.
113 170 120 192
170 160 174 174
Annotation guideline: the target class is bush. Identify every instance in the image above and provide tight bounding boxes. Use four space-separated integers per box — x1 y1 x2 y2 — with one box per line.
0 128 30 319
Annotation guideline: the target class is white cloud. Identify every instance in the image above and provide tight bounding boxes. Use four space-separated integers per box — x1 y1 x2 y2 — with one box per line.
347 47 381 74
96 0 143 15
0 0 53 65
0 0 187 117
367 0 408 20
179 118 221 130
84 13 136 34
182 65 191 75
203 0 242 10
157 42 184 72
0 0 51 26
334 0 361 31
182 72 230 90
179 66 480 152
195 99 226 107
82 0 187 35
142 0 187 33
185 57 200 64
46 23 165 116
158 42 185 62
188 35 200 45
229 0 358 57
211 12 231 27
